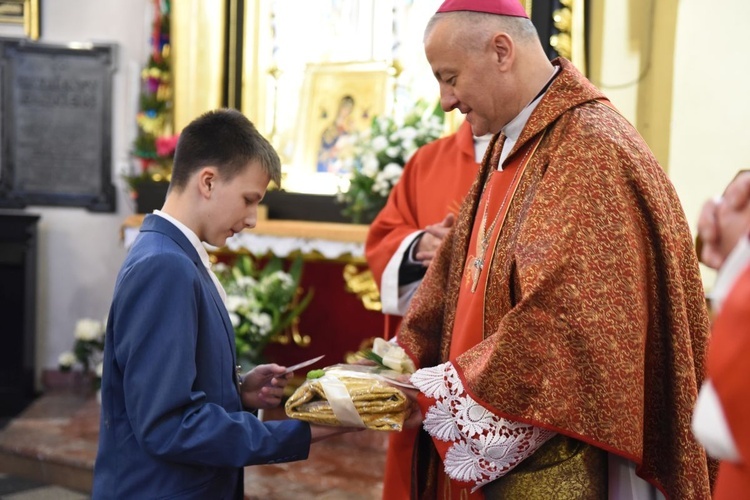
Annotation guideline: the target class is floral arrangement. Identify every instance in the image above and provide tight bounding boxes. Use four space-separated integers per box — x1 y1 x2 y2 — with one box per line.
58 318 105 390
214 254 314 367
337 100 445 223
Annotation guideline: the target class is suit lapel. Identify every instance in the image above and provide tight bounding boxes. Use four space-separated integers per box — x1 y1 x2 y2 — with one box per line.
140 215 240 374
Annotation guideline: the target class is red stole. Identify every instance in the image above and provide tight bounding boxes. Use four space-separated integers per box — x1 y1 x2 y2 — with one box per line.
422 133 543 500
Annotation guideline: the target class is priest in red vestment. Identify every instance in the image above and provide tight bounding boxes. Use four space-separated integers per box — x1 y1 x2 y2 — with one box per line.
693 172 750 498
365 120 489 498
366 119 488 339
694 264 750 498
392 0 713 498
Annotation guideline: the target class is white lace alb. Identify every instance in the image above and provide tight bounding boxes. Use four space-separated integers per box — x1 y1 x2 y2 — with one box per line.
411 362 555 491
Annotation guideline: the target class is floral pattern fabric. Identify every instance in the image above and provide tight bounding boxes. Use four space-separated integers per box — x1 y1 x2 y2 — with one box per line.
412 362 554 491
397 58 713 498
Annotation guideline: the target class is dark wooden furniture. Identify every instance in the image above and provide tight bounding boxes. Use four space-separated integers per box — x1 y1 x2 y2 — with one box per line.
0 211 40 416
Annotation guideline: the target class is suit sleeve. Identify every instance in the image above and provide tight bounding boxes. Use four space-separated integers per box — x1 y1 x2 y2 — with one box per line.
112 253 310 467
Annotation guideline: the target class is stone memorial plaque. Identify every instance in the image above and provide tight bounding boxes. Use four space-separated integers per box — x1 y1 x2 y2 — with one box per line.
0 38 117 211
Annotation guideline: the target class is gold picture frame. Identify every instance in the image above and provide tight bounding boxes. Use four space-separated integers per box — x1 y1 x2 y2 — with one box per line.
0 0 39 40
286 61 390 193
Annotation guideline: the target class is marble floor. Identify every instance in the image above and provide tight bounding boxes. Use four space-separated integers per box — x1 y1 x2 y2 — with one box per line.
0 473 88 499
0 392 387 499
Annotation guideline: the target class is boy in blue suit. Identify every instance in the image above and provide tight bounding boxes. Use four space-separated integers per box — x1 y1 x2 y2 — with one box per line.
93 109 352 499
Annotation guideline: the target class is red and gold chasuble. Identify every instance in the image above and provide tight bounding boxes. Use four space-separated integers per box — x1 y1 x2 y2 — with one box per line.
419 133 543 500
401 58 712 499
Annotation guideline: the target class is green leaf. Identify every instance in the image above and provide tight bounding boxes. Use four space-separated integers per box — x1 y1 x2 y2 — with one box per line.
287 255 304 283
363 350 384 365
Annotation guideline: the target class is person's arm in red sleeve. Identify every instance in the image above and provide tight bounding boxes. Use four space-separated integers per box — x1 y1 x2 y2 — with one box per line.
366 150 429 315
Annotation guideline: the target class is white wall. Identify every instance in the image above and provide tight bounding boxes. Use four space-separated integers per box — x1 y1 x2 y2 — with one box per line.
592 0 750 287
29 0 149 381
588 0 645 122
669 0 750 286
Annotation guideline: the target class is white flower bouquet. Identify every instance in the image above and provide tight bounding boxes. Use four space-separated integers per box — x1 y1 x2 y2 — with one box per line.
337 100 445 223
214 254 314 367
58 317 106 389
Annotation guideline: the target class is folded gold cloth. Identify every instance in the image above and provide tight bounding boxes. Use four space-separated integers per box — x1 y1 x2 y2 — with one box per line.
285 366 409 431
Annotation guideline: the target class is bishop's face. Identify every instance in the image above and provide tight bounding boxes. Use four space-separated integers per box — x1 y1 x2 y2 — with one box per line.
424 17 517 137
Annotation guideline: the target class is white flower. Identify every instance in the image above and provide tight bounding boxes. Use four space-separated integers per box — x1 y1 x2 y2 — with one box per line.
212 262 229 274
371 135 389 151
270 270 294 287
251 312 273 335
375 116 390 129
401 139 416 154
225 295 248 313
425 115 443 130
228 312 240 327
385 146 401 158
235 275 258 290
398 126 418 141
58 351 76 368
74 318 104 341
372 175 393 197
360 154 379 177
339 102 444 222
382 163 404 181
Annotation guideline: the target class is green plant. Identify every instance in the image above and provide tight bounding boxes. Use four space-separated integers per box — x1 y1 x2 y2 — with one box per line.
58 318 105 389
337 100 445 223
214 254 314 367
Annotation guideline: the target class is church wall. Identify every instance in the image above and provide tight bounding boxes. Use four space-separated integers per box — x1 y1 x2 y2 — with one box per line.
669 0 750 287
591 0 750 287
29 0 149 384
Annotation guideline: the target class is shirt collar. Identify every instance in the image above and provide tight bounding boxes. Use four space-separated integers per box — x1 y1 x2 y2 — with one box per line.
153 210 212 270
502 66 560 143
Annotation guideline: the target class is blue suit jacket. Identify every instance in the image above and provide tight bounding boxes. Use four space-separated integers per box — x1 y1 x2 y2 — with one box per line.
93 215 310 499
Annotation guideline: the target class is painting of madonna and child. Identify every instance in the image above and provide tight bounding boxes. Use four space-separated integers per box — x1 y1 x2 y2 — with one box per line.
295 62 390 177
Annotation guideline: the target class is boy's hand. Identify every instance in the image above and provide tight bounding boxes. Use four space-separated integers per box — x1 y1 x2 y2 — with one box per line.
240 363 290 410
309 424 363 443
398 385 424 430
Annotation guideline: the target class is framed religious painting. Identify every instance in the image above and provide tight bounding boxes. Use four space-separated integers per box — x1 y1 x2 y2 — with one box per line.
0 0 40 39
285 61 391 194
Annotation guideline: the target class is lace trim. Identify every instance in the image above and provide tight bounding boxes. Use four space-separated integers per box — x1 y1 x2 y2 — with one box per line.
411 361 555 491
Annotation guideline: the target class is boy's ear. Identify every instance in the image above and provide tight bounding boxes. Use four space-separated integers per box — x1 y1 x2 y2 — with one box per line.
197 167 217 197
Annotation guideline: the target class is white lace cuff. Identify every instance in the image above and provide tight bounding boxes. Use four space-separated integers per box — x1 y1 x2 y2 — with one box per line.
411 361 555 491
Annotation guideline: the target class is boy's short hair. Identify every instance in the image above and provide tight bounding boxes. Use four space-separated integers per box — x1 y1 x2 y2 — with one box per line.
170 109 281 190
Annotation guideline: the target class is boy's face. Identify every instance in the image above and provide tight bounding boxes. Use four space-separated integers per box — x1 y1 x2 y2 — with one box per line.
204 161 270 247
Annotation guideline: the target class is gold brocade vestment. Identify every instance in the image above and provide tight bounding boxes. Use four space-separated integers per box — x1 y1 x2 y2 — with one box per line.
398 58 713 499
